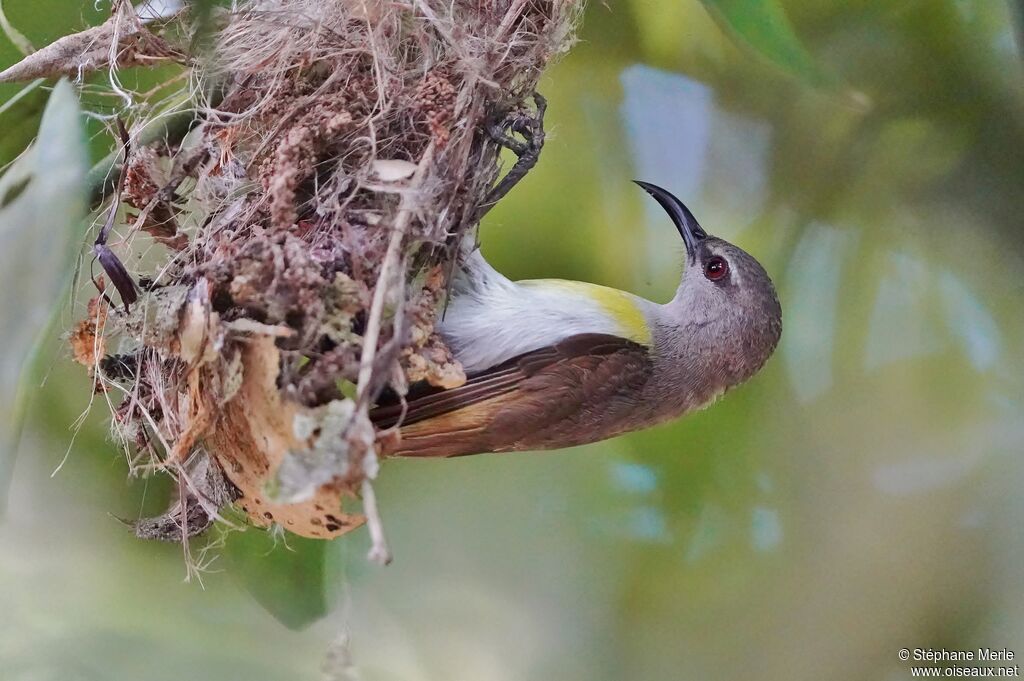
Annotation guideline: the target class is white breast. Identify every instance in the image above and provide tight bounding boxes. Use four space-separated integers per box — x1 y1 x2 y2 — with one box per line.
438 251 650 374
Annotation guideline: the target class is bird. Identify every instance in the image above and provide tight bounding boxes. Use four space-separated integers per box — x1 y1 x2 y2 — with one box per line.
371 181 782 458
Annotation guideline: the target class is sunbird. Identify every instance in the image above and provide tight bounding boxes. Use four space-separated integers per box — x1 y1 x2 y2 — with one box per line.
372 181 782 457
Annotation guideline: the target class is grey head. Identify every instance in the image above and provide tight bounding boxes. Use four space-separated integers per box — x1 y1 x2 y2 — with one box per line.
635 181 783 391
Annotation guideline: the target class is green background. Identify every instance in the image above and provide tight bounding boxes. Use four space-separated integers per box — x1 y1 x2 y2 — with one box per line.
2 1 1023 679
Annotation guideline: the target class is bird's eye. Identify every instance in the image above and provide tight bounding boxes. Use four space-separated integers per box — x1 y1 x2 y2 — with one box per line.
704 256 729 281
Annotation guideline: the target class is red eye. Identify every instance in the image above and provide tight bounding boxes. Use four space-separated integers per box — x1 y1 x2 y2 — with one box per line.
704 256 729 281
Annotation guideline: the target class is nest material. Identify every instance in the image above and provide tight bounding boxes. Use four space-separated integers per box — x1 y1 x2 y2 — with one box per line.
37 0 580 554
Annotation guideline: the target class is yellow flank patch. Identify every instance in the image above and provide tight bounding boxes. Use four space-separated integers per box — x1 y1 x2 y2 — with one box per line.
523 279 652 346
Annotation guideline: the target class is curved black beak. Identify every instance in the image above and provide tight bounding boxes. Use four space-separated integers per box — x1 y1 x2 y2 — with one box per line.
634 180 708 261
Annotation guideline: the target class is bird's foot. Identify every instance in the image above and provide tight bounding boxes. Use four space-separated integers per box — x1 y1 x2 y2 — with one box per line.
480 92 547 215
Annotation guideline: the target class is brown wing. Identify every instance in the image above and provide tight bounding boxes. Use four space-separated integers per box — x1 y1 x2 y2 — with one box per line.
371 333 653 458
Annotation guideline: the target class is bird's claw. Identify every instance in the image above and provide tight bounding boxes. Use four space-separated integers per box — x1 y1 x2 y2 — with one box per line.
487 121 528 156
487 92 545 159
479 93 547 218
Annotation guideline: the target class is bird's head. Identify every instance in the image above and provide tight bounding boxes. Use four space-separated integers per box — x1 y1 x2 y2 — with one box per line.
636 181 783 383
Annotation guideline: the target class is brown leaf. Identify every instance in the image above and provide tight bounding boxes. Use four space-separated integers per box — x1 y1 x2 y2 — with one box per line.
206 336 365 539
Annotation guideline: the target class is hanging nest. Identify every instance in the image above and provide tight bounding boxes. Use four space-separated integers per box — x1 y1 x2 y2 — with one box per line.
4 0 579 561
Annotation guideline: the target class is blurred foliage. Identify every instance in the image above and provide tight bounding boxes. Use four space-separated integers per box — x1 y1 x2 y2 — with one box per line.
0 78 86 510
0 0 34 55
225 528 345 631
1 1 1023 680
0 0 105 165
697 0 840 87
0 80 47 165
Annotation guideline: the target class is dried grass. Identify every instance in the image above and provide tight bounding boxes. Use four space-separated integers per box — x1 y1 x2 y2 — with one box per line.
46 0 580 560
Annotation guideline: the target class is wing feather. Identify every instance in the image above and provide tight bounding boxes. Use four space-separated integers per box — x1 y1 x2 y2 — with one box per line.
371 333 653 457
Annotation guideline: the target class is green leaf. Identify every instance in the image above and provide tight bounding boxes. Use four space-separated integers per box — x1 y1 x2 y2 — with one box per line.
0 78 87 511
225 528 345 630
698 0 839 88
0 79 47 170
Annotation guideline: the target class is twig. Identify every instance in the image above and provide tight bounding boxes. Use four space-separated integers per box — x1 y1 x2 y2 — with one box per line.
352 143 434 567
354 142 435 408
361 479 391 565
495 0 531 42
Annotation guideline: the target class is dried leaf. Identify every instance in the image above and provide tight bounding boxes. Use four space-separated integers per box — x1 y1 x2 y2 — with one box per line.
206 336 365 539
